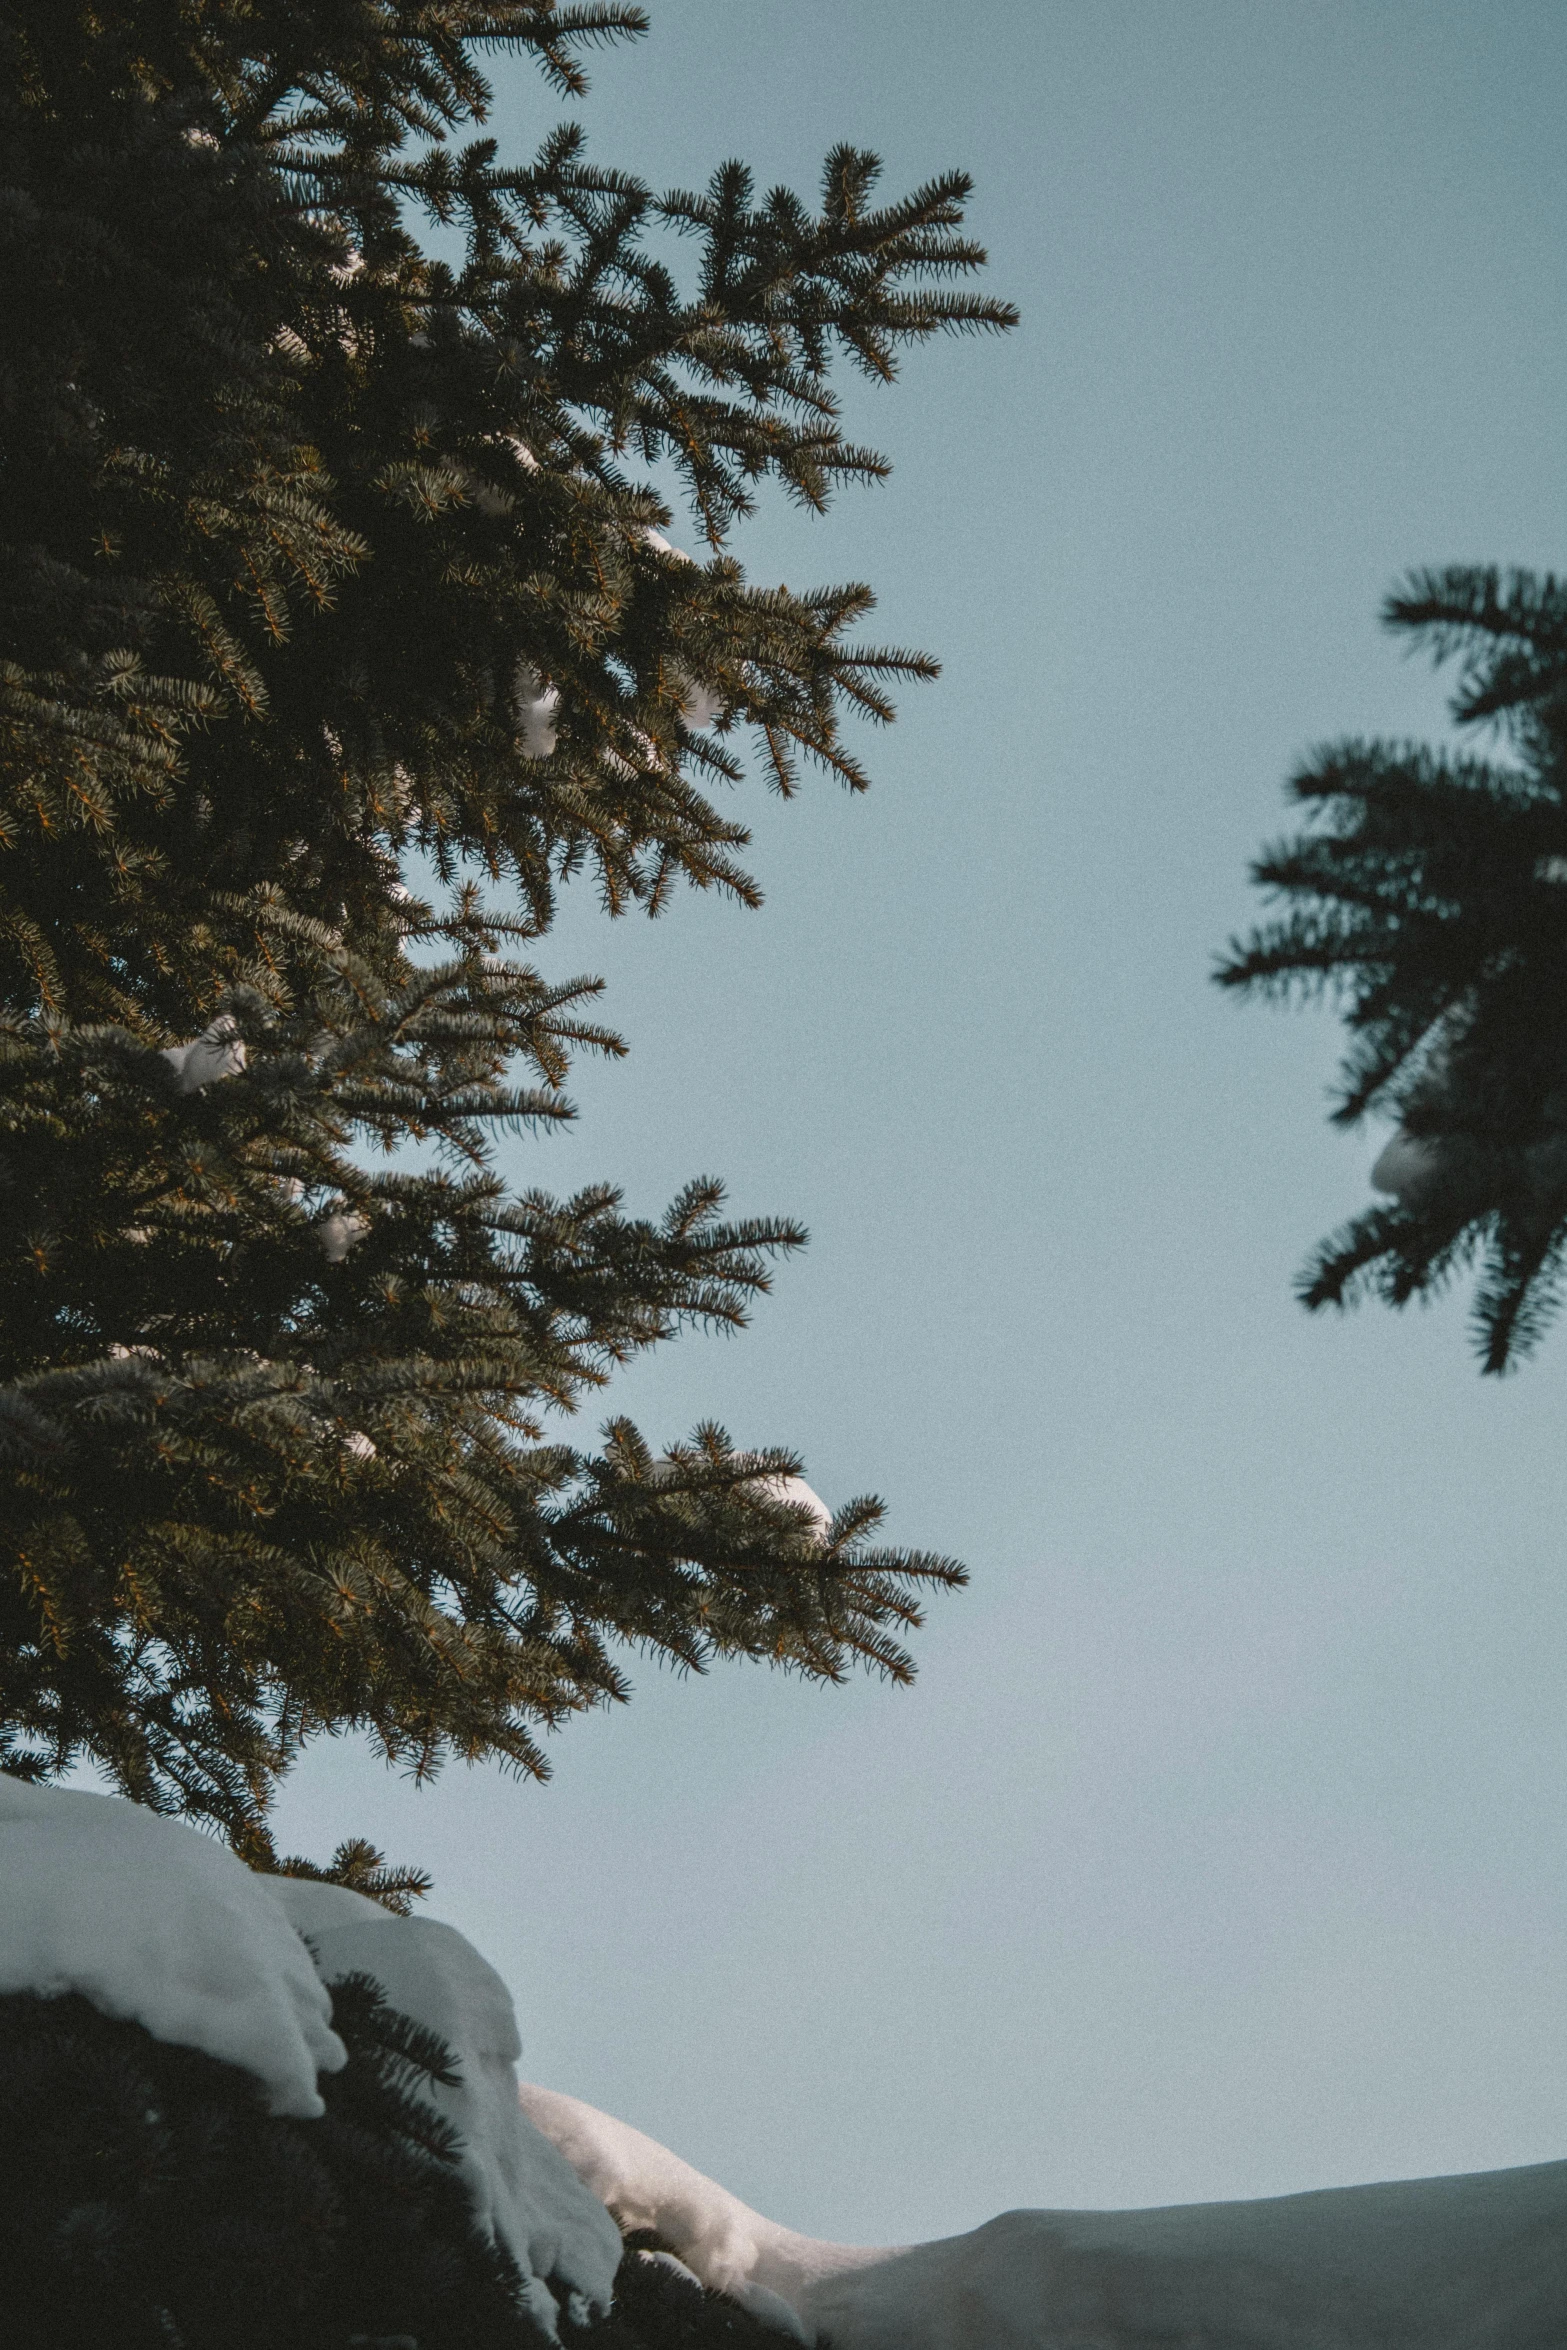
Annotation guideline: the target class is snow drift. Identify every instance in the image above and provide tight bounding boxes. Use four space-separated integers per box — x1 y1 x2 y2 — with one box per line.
519 2082 883 2341
521 2083 1567 2348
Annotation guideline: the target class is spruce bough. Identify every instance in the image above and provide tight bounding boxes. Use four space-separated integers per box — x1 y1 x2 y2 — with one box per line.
0 2 1012 1852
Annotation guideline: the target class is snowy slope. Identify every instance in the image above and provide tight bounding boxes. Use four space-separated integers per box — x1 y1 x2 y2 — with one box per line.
12 1779 1563 2343
521 2084 1567 2348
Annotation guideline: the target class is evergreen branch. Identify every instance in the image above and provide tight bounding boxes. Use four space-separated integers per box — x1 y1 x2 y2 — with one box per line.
260 1832 433 1913
0 0 991 1839
1224 561 1567 1367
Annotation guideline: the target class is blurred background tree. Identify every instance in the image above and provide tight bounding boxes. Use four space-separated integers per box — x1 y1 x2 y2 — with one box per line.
1221 566 1567 1372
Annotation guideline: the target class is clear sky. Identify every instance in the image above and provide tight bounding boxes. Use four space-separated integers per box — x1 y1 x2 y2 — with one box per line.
272 0 1567 2245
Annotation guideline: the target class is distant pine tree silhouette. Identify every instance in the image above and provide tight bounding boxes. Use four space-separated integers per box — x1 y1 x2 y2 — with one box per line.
1220 567 1567 1369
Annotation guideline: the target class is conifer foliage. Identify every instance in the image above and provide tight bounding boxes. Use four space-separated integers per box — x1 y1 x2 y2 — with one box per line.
0 3 1008 1845
1219 567 1567 1370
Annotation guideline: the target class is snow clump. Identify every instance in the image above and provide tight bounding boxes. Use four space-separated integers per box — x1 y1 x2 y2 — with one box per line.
1370 1127 1446 1205
515 663 561 759
0 1778 344 2118
161 1018 247 1091
752 1473 832 1540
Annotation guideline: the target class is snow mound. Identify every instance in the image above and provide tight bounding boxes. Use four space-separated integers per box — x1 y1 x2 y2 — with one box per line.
521 2085 1567 2348
268 1881 622 2332
0 1779 344 2118
809 2163 1567 2348
514 662 560 759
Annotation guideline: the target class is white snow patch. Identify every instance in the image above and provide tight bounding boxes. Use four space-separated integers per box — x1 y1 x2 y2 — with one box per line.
752 1473 832 1540
0 1792 620 2335
162 1019 247 1092
649 1461 832 1541
521 2085 1567 2348
638 529 726 732
678 680 726 733
0 1780 344 2118
314 1207 369 1263
514 663 561 759
267 1880 622 2333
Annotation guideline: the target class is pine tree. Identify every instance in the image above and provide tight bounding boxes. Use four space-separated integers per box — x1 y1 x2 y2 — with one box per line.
1218 566 1567 1371
0 3 1014 1852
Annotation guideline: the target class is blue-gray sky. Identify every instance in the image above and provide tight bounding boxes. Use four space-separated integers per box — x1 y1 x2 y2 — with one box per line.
273 0 1567 2244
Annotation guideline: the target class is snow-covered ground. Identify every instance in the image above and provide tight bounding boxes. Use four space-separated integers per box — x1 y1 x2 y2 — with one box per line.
520 2082 882 2340
6 1780 1565 2344
521 2083 1567 2348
